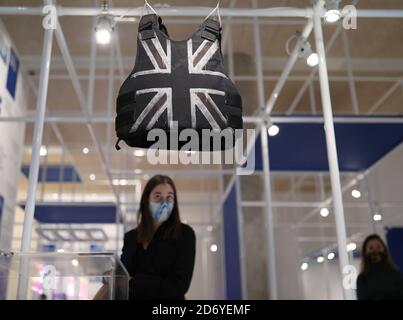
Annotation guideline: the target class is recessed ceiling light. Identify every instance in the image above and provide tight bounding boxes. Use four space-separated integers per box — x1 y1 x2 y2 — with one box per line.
352 189 361 199
134 149 145 157
40 146 47 157
320 207 329 217
268 124 279 136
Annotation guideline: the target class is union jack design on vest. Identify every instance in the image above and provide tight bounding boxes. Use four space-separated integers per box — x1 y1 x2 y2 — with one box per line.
115 10 242 150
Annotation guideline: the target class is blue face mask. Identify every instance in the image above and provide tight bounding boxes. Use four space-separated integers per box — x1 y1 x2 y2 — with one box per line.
149 201 174 223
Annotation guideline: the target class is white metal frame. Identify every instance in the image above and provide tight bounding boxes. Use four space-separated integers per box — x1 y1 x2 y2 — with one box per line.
1 0 402 300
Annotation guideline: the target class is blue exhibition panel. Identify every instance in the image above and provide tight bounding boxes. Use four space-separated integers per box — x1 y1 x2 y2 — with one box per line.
386 228 403 272
20 204 118 224
223 183 242 300
6 48 19 99
21 165 82 183
252 116 403 172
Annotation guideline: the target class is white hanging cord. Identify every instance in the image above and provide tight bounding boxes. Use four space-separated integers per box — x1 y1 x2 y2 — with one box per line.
144 0 157 15
205 1 222 27
114 0 157 25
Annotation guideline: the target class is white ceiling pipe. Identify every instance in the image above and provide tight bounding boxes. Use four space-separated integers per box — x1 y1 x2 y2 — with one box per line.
1 6 403 19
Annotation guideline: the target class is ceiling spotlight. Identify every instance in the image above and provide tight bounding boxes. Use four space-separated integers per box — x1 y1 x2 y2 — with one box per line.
210 244 218 252
95 14 114 45
317 256 324 263
373 213 382 222
82 147 89 154
320 207 329 217
306 52 319 67
347 242 357 252
268 124 280 136
324 0 342 23
351 189 361 199
40 146 47 157
301 262 308 271
89 174 96 181
298 37 319 67
134 149 145 157
327 252 335 260
71 259 79 267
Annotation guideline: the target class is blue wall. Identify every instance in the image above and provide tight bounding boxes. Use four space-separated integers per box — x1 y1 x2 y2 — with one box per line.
386 228 403 272
19 204 118 224
21 165 82 183
223 183 242 299
253 118 403 172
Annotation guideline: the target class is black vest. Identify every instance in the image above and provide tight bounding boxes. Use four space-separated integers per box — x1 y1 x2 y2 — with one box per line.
115 13 242 151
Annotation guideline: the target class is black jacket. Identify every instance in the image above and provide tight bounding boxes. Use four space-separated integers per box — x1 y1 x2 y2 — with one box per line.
120 222 196 300
357 266 403 300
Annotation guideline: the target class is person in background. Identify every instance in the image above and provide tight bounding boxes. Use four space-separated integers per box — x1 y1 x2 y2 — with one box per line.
357 234 403 300
120 175 196 300
39 293 47 300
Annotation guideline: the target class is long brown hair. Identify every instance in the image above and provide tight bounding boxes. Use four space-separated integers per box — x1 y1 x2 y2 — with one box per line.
137 175 182 247
360 234 397 274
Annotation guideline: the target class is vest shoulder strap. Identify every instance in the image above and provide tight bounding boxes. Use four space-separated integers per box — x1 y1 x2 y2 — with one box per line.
138 14 158 40
201 18 221 42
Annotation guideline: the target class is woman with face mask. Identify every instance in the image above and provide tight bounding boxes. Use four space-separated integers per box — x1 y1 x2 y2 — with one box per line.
357 234 403 300
120 174 196 300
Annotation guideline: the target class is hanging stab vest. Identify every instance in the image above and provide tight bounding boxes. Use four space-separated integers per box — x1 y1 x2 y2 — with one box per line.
115 13 243 151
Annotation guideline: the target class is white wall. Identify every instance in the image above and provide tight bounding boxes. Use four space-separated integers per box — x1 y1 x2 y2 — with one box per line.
299 143 403 300
0 19 27 251
300 258 361 300
275 226 302 299
366 142 403 231
186 222 225 299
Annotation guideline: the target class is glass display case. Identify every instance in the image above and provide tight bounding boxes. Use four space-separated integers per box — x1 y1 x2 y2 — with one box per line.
0 251 129 300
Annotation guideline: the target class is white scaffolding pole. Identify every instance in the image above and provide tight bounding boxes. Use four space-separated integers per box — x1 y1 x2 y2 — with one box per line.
265 19 313 114
53 18 123 215
252 0 278 300
0 6 312 17
5 114 403 124
341 29 359 115
313 1 353 300
363 175 377 234
366 81 401 114
26 73 403 83
218 174 227 299
17 4 54 299
1 6 403 18
106 35 115 167
87 7 97 115
235 175 247 300
260 125 278 300
226 7 247 299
